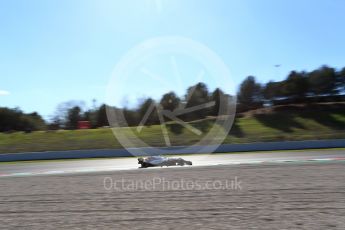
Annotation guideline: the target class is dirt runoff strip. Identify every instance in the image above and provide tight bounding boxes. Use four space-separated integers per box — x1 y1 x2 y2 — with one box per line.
0 162 345 229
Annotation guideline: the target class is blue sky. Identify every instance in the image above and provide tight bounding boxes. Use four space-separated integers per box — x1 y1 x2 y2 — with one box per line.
1 0 345 119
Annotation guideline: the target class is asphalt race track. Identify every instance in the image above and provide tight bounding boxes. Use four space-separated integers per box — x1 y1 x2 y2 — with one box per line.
1 149 345 229
1 149 345 177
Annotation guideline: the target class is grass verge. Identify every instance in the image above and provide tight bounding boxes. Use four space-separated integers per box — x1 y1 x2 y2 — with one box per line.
1 107 345 154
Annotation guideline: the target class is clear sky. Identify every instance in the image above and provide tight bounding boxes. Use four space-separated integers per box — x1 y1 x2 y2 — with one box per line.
1 0 345 119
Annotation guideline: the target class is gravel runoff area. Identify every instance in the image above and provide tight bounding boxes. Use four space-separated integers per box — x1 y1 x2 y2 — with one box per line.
1 162 345 229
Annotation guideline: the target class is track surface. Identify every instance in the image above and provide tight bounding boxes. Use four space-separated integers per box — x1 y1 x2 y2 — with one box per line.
1 149 345 177
1 150 345 229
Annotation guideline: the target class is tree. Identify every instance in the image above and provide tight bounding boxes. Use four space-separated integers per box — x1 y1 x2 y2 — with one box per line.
337 67 345 93
26 112 46 130
283 71 309 99
96 104 109 127
0 107 46 132
123 108 139 126
48 115 62 130
137 98 158 126
66 106 81 129
237 76 263 108
184 82 210 119
209 88 224 116
263 81 282 100
82 110 97 128
52 100 85 129
185 82 209 106
160 92 180 112
0 107 21 131
308 66 338 96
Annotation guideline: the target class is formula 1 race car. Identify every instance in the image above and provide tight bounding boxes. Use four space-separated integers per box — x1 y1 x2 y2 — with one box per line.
138 156 192 168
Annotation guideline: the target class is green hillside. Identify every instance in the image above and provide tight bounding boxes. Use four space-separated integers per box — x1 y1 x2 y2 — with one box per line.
1 104 345 154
